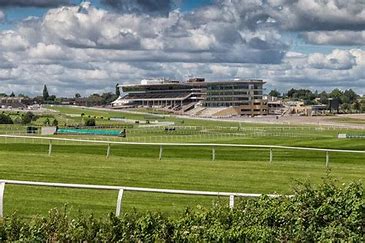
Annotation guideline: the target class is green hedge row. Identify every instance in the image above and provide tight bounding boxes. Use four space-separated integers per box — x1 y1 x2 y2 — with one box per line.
0 180 364 242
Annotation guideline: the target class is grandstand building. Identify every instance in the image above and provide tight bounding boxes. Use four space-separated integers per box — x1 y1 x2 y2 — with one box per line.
112 78 268 116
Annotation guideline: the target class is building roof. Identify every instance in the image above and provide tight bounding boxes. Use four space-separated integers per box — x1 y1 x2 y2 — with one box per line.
120 79 265 89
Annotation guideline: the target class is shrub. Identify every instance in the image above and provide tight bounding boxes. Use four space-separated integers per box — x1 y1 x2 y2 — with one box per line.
0 114 13 124
84 118 96 126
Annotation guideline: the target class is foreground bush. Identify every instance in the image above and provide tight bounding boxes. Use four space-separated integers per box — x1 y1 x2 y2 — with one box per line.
0 180 363 242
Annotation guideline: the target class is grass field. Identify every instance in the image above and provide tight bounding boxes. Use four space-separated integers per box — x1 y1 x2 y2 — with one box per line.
0 106 364 218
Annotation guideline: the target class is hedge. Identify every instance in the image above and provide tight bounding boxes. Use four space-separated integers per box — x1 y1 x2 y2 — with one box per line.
0 180 363 242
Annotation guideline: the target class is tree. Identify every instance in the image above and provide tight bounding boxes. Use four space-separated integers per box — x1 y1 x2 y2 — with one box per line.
22 112 36 124
86 94 103 106
43 85 49 101
342 89 358 104
329 88 343 100
101 92 116 105
9 92 15 97
0 114 13 124
286 88 315 101
115 83 120 97
52 119 59 126
352 101 361 113
43 118 50 125
318 91 329 105
75 93 81 98
48 95 56 102
84 118 96 126
340 103 351 113
359 99 365 113
269 90 280 97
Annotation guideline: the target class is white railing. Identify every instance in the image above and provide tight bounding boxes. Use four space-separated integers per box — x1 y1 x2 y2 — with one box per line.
0 134 364 167
0 179 285 218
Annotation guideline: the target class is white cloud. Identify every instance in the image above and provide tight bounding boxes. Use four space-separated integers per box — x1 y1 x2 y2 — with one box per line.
0 31 29 51
302 31 365 45
28 43 67 60
308 49 357 70
0 1 364 96
267 0 365 31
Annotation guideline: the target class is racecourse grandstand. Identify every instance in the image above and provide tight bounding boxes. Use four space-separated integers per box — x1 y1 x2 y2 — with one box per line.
112 78 268 116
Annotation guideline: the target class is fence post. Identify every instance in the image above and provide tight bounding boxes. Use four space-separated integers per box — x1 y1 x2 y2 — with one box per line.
48 140 52 156
212 147 215 161
0 182 5 217
159 145 163 160
269 148 273 163
106 144 111 158
229 194 235 209
326 151 329 167
115 189 124 217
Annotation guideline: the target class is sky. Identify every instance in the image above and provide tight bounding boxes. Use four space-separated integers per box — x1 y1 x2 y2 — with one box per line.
0 0 364 97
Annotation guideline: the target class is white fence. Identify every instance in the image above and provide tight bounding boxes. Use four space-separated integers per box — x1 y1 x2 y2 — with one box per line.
0 179 285 217
0 134 365 167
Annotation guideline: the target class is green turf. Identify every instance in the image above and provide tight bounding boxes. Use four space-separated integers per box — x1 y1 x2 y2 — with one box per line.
0 141 364 218
0 105 364 218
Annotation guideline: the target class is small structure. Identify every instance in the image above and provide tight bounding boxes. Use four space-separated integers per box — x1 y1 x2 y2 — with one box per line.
41 126 57 135
56 128 126 137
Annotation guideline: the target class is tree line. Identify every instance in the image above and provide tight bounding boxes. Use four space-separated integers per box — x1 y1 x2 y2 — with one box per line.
269 88 365 112
1 84 121 107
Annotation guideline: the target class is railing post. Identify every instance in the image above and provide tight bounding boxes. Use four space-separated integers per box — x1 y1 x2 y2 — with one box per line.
212 146 215 161
269 148 273 163
229 194 235 209
159 145 163 160
115 189 124 217
326 151 329 168
0 182 5 217
106 144 111 158
48 140 52 156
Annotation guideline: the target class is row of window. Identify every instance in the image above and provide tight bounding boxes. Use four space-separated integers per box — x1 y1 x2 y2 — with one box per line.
206 97 250 101
207 91 248 96
207 84 262 90
241 109 265 112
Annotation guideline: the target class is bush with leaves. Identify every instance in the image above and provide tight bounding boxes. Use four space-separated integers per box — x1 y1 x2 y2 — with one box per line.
84 118 96 126
52 119 58 126
0 180 363 242
0 114 13 124
43 118 50 125
21 112 37 125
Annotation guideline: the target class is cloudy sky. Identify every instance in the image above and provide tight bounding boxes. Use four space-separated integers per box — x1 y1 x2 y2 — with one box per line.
0 0 364 96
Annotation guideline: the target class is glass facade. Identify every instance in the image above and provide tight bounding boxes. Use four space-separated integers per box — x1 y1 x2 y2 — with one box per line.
203 81 264 108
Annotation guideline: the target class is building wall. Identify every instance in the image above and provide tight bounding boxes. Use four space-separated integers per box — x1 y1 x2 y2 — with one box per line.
203 81 266 116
